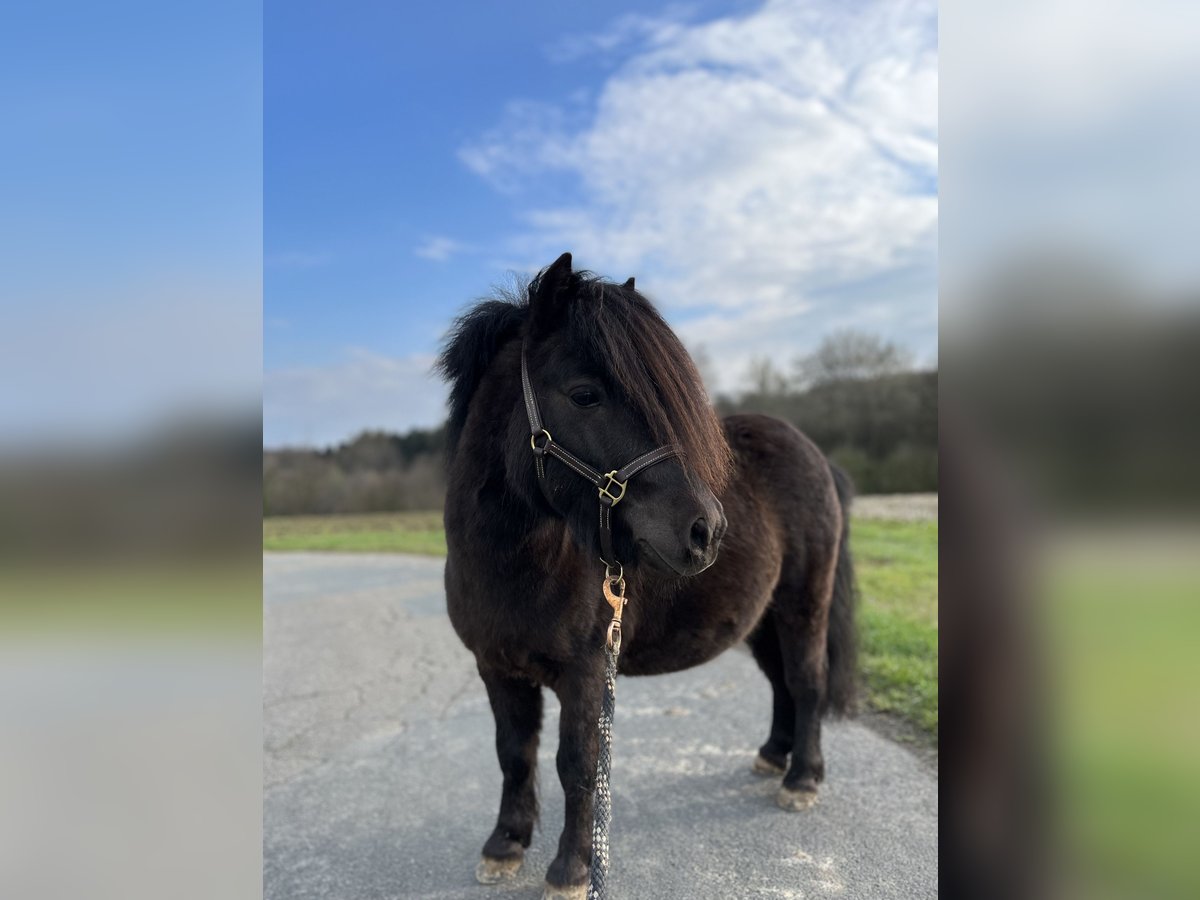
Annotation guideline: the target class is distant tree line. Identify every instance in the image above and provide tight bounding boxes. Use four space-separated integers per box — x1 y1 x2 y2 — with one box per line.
263 331 936 515
713 331 937 495
264 427 447 515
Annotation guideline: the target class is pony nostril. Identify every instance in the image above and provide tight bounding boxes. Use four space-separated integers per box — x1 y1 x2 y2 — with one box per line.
690 517 713 554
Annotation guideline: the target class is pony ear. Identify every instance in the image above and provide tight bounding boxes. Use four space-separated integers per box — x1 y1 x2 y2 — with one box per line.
622 277 635 290
529 252 573 334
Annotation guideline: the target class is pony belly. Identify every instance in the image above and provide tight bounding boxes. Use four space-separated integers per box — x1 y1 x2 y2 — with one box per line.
618 615 755 676
619 560 777 675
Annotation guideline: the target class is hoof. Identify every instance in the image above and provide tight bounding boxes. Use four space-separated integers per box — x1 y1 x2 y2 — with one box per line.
475 856 522 884
752 752 786 776
776 784 819 811
543 883 588 900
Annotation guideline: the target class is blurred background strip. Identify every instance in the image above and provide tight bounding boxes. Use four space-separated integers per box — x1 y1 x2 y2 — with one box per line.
0 2 262 899
943 1 1200 898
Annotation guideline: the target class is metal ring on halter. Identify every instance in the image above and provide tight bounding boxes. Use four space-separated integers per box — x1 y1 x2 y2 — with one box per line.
530 428 552 452
604 561 623 582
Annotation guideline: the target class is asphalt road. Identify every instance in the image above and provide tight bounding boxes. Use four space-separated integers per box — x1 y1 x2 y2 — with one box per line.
265 553 937 900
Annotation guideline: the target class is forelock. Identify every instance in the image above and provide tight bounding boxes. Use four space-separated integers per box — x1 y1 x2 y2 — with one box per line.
567 277 732 492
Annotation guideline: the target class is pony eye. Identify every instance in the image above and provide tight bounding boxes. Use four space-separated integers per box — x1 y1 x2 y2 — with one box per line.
570 388 600 408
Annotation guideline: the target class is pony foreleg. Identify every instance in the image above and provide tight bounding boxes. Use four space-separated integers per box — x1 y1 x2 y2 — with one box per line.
545 664 603 899
477 670 543 884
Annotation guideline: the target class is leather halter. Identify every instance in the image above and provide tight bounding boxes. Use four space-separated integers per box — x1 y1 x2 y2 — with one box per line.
521 343 680 569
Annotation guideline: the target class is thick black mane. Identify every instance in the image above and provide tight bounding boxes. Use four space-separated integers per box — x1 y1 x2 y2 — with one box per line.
435 294 527 452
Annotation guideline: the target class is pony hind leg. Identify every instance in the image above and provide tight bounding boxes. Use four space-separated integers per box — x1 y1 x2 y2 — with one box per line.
477 671 543 884
772 554 838 811
746 609 795 776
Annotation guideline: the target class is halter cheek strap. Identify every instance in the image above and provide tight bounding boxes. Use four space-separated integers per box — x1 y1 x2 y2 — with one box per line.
521 344 680 569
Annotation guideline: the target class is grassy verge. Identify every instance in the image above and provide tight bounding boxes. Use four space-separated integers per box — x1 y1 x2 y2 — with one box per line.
263 510 938 736
851 518 938 737
263 512 447 555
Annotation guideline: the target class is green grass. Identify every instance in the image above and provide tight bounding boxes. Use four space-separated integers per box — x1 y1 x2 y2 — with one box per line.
263 512 447 555
851 518 938 736
263 510 938 736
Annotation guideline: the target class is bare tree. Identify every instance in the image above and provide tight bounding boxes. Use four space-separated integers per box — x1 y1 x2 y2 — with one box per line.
744 355 790 397
794 330 914 387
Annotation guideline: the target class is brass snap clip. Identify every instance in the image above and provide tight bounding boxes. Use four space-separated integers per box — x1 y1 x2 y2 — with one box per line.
602 572 627 651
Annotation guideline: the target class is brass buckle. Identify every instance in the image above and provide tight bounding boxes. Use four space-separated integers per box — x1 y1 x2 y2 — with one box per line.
598 470 627 506
530 428 552 452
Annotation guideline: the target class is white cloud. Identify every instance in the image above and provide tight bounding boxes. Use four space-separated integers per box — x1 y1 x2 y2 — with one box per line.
546 6 695 64
461 0 937 391
263 349 446 448
414 236 467 262
457 101 581 192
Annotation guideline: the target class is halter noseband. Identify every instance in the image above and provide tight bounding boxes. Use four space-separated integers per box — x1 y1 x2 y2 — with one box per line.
521 342 680 571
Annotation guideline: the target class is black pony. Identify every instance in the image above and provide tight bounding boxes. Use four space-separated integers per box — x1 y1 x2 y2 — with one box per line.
438 253 857 899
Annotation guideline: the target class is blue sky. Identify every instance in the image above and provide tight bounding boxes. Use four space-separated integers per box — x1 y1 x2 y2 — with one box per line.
264 0 937 447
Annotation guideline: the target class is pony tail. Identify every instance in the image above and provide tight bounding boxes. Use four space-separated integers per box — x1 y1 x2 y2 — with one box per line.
824 462 859 716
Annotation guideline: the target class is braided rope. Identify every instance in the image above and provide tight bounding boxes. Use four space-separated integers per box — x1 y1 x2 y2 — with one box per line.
587 640 620 899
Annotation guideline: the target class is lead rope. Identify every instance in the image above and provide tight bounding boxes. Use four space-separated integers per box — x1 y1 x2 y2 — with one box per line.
588 571 626 900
